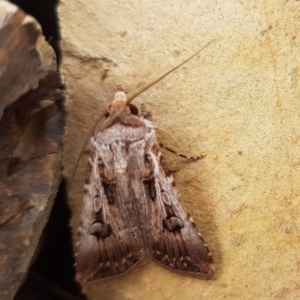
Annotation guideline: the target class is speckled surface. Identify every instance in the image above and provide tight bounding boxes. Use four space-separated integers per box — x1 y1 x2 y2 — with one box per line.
60 1 300 299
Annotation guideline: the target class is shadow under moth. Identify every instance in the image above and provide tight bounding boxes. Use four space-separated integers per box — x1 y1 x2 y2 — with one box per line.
75 41 215 282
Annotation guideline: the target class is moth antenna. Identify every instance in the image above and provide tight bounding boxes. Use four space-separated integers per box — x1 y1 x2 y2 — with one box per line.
126 39 216 104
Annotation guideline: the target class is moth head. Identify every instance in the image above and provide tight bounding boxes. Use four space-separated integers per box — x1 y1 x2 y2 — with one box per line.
114 91 127 104
104 91 139 118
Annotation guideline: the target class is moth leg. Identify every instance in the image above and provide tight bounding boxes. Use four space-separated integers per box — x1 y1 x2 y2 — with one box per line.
159 142 205 161
142 111 152 120
138 101 152 120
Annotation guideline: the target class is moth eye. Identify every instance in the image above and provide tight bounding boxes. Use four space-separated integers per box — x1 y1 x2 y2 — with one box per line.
128 104 139 115
104 112 110 118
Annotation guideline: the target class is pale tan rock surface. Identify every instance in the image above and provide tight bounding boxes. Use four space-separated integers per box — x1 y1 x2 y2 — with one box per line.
61 0 300 299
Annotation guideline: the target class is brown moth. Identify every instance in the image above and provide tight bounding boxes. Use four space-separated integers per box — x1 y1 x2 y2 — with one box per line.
75 41 215 282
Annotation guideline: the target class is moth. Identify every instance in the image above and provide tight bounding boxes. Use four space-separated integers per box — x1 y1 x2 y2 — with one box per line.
75 41 215 282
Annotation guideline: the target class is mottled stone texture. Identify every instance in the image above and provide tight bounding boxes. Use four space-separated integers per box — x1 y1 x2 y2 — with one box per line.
60 0 300 299
0 2 63 299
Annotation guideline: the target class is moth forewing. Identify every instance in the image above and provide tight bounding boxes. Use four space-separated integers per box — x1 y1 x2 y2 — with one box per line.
75 89 214 282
